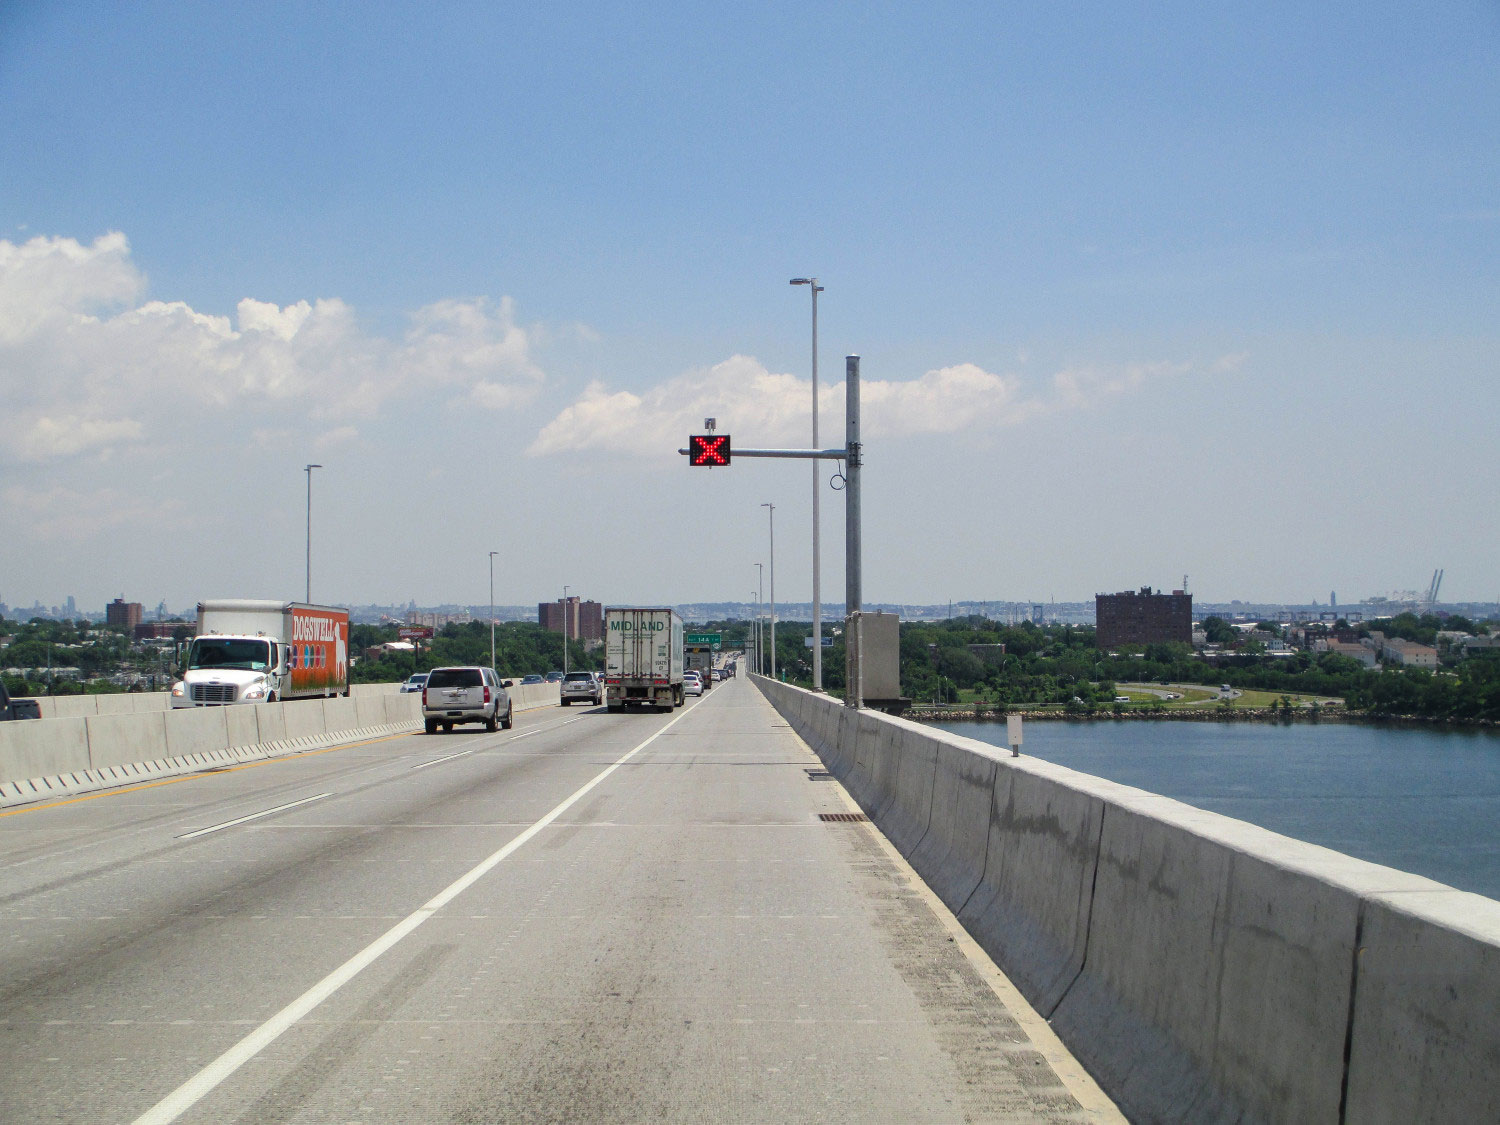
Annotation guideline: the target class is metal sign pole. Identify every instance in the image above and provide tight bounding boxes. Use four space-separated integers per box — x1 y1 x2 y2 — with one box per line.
845 355 862 709
680 355 864 708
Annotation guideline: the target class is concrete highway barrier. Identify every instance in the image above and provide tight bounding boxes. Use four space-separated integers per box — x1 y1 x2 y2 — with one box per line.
1 679 567 807
752 674 1500 1125
908 735 995 913
35 692 172 718
880 720 937 856
28 679 554 719
0 714 91 781
86 711 170 771
960 761 1107 1018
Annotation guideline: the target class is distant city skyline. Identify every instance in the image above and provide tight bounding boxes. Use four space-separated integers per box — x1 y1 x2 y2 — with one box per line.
6 591 1496 628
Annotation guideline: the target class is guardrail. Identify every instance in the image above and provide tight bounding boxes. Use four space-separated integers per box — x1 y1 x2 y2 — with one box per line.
752 674 1500 1125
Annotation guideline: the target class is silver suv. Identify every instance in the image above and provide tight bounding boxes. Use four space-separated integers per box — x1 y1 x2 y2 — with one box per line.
423 666 513 733
560 670 602 706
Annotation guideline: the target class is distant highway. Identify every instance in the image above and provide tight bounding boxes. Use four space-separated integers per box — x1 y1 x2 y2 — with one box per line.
0 678 1115 1122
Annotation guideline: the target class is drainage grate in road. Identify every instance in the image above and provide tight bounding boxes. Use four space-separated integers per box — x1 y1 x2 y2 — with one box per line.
804 769 833 780
818 812 868 823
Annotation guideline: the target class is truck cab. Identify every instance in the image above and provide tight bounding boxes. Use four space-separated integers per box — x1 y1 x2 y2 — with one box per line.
170 600 349 707
172 634 285 706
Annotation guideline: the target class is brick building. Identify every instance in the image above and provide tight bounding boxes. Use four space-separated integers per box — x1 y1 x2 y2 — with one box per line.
539 596 603 643
106 598 143 630
1095 587 1192 649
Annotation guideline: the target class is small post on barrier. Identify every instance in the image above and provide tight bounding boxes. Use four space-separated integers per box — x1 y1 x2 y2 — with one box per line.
1007 713 1023 758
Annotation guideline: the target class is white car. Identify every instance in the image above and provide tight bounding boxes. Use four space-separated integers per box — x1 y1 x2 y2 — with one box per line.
560 670 602 706
683 671 703 697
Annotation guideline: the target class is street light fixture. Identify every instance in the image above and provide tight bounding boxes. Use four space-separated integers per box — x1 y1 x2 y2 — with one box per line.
790 277 825 690
761 502 776 679
304 464 322 603
489 551 498 670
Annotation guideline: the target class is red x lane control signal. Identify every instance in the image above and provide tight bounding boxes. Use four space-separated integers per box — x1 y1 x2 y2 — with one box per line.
688 434 731 466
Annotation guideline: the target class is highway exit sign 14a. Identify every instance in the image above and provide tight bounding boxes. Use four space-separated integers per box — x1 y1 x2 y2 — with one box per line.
686 633 722 647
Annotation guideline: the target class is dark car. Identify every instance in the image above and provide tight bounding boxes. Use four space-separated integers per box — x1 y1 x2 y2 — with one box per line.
0 681 41 721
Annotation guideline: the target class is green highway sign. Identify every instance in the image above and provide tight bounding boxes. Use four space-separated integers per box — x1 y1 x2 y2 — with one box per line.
685 632 722 650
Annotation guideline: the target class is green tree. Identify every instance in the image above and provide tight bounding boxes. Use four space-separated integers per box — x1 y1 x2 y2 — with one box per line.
1200 617 1236 645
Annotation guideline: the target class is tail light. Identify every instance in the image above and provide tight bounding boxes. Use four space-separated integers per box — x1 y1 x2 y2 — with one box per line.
483 686 491 704
422 688 428 706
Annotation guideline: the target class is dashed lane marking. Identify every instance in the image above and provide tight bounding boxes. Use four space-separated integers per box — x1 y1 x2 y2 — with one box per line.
176 793 332 840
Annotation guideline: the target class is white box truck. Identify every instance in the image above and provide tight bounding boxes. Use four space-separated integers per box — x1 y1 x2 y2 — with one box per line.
171 599 350 707
604 607 684 712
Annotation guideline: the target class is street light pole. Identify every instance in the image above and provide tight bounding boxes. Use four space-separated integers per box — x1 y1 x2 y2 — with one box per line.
304 464 321 603
755 563 764 675
562 586 571 677
751 590 759 675
489 551 498 670
790 277 824 690
761 502 776 679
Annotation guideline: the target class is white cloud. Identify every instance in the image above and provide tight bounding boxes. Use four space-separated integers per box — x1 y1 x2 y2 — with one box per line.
527 354 1200 457
0 233 547 464
9 416 145 462
0 231 142 345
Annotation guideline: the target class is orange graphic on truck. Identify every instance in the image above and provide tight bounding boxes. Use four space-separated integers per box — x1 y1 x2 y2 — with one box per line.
288 607 349 693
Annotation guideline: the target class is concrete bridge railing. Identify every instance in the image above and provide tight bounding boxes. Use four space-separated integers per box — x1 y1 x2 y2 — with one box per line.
752 675 1500 1125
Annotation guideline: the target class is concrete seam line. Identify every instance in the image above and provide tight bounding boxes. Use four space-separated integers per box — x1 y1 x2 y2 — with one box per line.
129 703 697 1125
1335 899 1367 1125
1047 799 1107 1021
954 764 997 920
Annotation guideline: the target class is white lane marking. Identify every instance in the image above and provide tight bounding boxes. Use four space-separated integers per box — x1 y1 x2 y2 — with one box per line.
507 713 587 740
409 750 475 770
175 794 332 840
132 704 696 1125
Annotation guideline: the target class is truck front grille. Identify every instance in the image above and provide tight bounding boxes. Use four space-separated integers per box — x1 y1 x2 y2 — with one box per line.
190 683 237 704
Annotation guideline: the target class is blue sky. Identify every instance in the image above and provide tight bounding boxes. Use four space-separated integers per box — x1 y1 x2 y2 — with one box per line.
2 2 1497 611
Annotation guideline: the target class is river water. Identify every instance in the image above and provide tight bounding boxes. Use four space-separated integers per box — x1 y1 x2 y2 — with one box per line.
927 718 1500 901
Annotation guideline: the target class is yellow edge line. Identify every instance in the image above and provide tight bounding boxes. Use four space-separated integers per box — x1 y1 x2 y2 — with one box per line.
0 730 417 819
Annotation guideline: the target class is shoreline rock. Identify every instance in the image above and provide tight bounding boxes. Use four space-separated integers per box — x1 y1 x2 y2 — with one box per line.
907 707 1498 730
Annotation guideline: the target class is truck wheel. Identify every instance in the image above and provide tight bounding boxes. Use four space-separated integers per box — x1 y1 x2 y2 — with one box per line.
501 705 514 730
424 718 438 734
441 722 453 733
561 698 570 706
485 710 498 732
